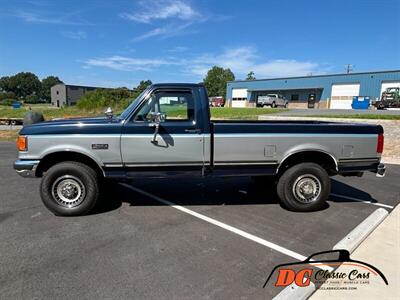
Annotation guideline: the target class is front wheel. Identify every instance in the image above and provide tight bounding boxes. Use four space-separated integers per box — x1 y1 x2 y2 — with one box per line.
40 161 99 216
277 163 330 212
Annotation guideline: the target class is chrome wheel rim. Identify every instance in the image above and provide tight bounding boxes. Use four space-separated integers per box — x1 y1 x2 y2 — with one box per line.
51 175 86 208
292 174 321 203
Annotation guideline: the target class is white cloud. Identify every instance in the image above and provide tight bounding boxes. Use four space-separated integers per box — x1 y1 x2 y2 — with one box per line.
189 47 321 79
83 55 176 72
120 0 199 24
62 31 87 40
14 10 90 25
82 47 323 80
133 22 194 41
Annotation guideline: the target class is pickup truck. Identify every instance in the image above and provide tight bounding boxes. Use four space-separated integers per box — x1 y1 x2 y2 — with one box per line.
257 94 288 108
14 83 386 216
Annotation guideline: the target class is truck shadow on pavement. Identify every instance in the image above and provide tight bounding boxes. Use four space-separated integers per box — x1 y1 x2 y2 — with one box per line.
92 177 378 215
329 179 379 204
97 177 385 214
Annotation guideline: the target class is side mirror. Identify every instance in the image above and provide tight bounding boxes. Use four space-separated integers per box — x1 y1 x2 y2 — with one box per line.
150 112 166 124
105 107 113 119
149 112 166 144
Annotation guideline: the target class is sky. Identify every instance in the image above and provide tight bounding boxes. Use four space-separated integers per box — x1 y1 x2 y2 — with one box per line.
0 0 399 88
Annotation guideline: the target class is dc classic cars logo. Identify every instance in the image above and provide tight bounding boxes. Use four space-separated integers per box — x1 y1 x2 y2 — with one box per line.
263 250 388 290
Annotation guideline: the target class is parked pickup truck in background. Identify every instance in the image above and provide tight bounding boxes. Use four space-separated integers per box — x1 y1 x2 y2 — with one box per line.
14 83 385 216
257 94 288 108
209 96 225 107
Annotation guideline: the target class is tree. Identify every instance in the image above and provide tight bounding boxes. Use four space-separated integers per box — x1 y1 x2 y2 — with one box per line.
203 66 235 98
135 80 152 93
246 71 256 80
0 76 11 92
41 76 63 102
25 94 39 104
77 88 134 110
6 72 41 99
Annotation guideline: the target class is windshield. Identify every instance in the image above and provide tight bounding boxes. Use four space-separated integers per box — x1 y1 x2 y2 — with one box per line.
118 88 149 119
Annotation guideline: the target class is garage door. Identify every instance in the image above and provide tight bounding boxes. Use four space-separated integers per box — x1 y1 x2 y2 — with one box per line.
330 83 360 109
231 88 248 108
381 81 400 94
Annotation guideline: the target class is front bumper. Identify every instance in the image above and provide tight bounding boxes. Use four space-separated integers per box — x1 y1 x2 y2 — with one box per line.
14 160 40 178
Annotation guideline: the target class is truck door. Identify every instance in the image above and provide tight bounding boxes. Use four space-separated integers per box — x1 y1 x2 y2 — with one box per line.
121 88 205 177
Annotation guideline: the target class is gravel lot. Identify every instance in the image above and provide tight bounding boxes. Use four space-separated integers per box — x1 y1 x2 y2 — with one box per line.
1 142 399 299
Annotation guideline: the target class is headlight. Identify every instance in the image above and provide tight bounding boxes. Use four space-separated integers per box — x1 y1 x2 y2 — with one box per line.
16 136 28 151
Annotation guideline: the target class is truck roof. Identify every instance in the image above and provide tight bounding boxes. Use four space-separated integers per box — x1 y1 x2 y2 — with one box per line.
151 83 205 88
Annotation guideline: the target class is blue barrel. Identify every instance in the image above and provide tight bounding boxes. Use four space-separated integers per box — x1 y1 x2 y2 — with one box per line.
12 102 21 109
351 96 370 109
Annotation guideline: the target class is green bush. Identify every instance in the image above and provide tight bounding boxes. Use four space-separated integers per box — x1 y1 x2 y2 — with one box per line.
77 88 136 110
0 99 17 106
0 92 16 101
24 94 39 104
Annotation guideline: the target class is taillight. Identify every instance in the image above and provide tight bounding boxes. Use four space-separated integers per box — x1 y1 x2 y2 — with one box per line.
16 136 27 151
377 133 384 154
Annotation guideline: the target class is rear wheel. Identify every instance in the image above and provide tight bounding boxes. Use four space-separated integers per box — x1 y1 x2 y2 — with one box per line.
40 161 99 216
277 163 330 212
271 102 277 108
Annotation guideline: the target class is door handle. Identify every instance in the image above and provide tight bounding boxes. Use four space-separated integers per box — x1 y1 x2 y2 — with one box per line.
185 128 201 134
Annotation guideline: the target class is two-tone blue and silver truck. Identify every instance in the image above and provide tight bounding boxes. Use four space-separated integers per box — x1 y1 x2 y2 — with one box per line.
14 83 386 216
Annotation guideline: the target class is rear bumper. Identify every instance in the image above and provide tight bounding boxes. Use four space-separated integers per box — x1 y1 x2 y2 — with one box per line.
13 160 40 178
338 159 385 178
375 163 386 177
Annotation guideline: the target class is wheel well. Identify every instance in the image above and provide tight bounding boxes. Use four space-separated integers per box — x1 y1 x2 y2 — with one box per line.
36 151 104 178
278 151 337 175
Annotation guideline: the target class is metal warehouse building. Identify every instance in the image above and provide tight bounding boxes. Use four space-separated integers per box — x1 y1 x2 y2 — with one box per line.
226 70 400 109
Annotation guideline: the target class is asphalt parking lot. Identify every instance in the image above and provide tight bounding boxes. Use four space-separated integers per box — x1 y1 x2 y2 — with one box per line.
1 142 399 299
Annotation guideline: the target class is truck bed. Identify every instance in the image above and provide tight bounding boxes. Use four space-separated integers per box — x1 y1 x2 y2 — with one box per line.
211 120 382 173
211 119 383 134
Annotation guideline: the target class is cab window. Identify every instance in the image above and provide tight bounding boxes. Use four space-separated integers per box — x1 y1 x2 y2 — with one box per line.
134 90 195 122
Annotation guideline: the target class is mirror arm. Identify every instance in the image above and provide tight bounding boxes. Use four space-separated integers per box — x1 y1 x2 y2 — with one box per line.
150 123 160 144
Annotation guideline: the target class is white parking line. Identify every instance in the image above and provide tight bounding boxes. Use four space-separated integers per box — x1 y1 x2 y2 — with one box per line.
121 183 333 272
331 193 394 209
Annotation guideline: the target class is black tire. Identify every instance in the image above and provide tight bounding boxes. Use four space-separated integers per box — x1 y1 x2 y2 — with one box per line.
271 102 277 108
40 161 99 216
277 163 330 212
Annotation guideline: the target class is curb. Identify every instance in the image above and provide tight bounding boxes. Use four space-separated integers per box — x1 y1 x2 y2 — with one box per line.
273 282 316 300
333 208 389 252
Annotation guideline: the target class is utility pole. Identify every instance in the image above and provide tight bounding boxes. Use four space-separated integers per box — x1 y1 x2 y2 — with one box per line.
345 64 354 74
